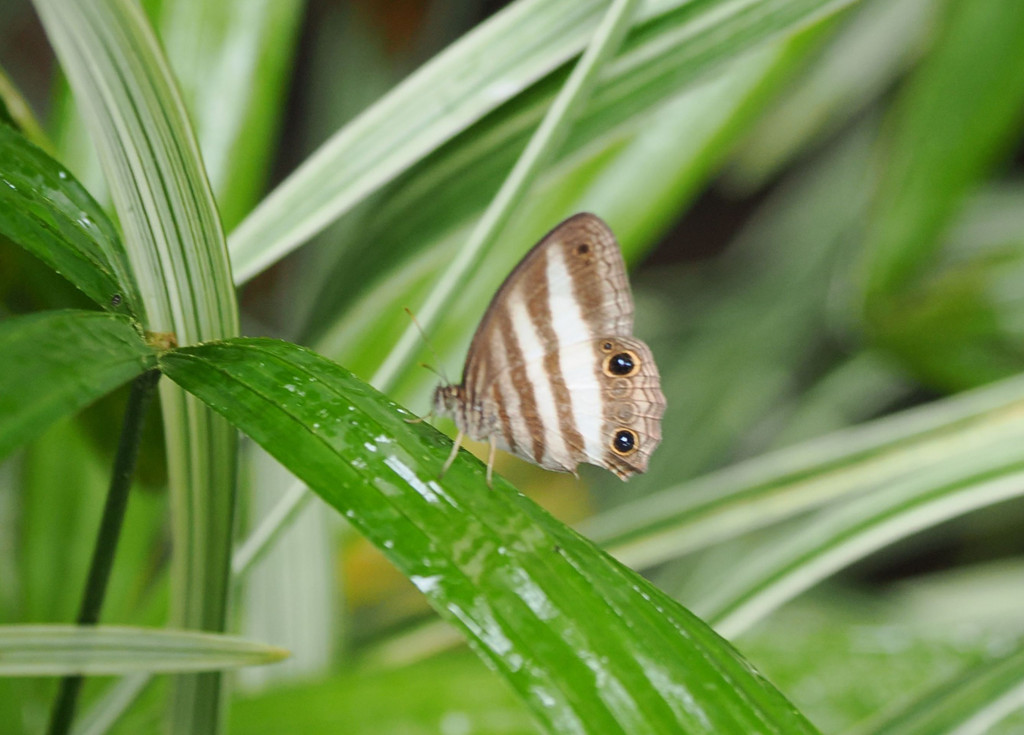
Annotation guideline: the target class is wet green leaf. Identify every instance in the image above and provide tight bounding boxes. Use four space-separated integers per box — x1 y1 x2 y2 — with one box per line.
161 337 820 735
0 124 139 318
0 310 155 461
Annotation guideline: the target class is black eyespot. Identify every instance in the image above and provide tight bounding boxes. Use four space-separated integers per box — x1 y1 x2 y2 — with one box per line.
110 293 122 307
577 242 590 255
612 429 637 455
612 430 636 454
608 353 634 376
602 348 639 377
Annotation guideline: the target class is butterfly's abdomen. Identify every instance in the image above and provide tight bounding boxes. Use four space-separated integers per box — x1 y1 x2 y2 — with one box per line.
435 383 498 447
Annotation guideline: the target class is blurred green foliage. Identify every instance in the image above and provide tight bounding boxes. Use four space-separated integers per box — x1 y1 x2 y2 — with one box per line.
2 0 1024 732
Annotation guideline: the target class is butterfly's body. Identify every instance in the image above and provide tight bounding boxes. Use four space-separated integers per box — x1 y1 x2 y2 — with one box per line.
434 213 665 482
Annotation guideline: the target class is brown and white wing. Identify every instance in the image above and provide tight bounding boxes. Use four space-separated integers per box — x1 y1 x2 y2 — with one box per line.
462 212 633 388
560 335 664 478
459 213 663 476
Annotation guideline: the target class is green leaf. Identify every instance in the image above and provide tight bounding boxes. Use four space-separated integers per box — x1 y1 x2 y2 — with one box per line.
729 0 933 187
227 0 859 283
857 0 1024 390
0 67 52 150
31 0 242 731
0 625 286 676
584 373 1024 569
32 0 238 342
700 440 1024 636
371 0 640 392
14 415 169 626
160 338 820 734
0 124 140 318
230 652 538 735
737 589 1019 733
863 0 1024 303
336 2 840 303
0 310 155 462
143 0 305 230
860 184 1024 391
865 647 1024 735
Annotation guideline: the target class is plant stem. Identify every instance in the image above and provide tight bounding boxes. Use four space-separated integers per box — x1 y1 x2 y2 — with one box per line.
46 369 161 735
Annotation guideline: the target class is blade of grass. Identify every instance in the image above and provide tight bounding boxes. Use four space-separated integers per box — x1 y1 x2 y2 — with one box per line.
227 0 610 281
0 68 52 150
857 647 1024 735
372 0 639 390
0 626 286 676
729 0 933 188
31 0 241 731
70 674 150 735
49 0 303 224
582 373 1024 568
30 0 238 336
863 0 1024 303
333 0 850 301
236 443 338 690
231 479 312 577
145 0 304 229
700 441 1024 637
227 0 859 283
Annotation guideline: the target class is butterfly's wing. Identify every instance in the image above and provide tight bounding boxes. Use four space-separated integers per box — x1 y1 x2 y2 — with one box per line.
463 213 634 381
552 334 664 477
461 213 664 477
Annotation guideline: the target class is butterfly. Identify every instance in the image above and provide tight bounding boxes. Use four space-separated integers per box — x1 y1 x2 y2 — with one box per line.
433 213 665 486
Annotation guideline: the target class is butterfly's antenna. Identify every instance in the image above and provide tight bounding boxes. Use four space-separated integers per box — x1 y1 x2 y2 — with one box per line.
419 362 446 380
404 307 451 384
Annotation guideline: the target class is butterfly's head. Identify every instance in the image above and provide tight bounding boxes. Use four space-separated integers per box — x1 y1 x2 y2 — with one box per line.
432 383 462 419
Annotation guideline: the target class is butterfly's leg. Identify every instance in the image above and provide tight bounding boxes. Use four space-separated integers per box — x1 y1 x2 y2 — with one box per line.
404 409 432 424
439 430 464 479
485 436 497 488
